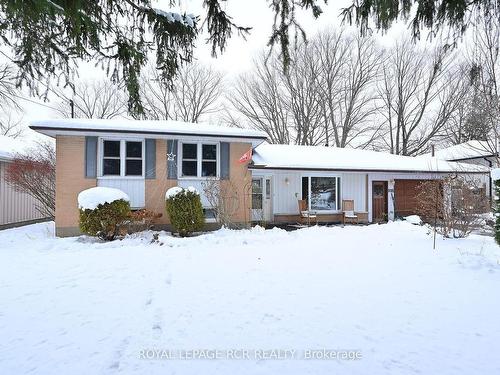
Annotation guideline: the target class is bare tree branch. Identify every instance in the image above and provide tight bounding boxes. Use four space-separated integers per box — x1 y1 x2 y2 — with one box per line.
138 63 224 123
55 80 127 119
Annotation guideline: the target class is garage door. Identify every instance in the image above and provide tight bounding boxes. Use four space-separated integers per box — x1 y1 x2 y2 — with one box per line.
394 179 431 218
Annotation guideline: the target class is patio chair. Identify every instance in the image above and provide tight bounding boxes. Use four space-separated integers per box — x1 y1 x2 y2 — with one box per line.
298 199 317 226
342 199 358 224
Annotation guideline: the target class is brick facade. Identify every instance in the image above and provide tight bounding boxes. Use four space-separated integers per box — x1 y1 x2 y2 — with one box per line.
55 136 96 236
55 136 252 236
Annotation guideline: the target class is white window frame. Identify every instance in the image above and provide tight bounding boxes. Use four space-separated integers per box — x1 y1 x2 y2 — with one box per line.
178 141 220 179
98 138 145 179
303 175 341 213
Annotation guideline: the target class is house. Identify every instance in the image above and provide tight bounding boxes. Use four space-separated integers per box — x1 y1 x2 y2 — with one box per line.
30 118 267 237
30 119 490 236
250 144 490 223
424 140 498 199
425 140 498 168
0 135 49 228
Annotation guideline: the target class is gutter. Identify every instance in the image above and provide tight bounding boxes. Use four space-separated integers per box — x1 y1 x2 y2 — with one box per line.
248 165 488 175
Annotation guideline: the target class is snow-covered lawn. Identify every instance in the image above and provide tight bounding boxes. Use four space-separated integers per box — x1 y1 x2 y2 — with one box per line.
1 222 499 375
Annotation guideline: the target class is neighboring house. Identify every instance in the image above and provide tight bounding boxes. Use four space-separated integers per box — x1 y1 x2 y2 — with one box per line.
425 140 498 168
0 135 48 229
425 140 498 199
30 119 490 236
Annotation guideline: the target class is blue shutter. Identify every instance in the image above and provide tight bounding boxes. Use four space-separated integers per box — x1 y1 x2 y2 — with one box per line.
85 136 97 178
145 139 156 179
167 139 178 179
220 142 230 180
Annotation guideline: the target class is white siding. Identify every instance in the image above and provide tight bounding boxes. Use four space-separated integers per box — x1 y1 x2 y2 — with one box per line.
0 160 47 226
97 178 145 208
252 170 369 215
341 173 367 212
270 171 302 215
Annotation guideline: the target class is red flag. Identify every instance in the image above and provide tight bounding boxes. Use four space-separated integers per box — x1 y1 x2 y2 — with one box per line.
238 148 252 163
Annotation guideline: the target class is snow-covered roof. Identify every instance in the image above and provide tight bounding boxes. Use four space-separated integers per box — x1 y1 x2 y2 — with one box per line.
30 118 268 143
426 140 497 161
251 144 489 173
0 135 29 161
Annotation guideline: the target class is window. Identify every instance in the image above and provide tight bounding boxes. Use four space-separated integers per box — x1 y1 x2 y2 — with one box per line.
103 140 121 176
180 142 218 178
203 208 217 220
101 139 144 177
310 177 339 211
126 141 143 176
182 143 198 177
302 176 341 211
252 178 263 209
202 144 217 177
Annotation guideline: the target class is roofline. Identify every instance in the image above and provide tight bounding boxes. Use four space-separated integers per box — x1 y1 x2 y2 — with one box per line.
248 165 488 174
29 125 268 141
444 154 498 162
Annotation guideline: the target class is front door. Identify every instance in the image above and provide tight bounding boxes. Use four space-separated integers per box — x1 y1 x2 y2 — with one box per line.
251 177 272 222
372 181 388 222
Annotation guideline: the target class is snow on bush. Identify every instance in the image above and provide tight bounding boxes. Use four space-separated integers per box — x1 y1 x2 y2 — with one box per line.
404 215 422 225
165 186 199 199
78 187 130 210
491 168 500 181
165 186 204 237
78 187 131 241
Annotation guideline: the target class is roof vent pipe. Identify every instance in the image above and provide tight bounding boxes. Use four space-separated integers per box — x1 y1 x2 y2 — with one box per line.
431 144 435 157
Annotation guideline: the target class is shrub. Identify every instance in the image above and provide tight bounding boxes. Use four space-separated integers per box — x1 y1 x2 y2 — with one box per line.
416 176 488 238
202 178 240 227
79 199 131 241
126 209 162 233
5 141 55 218
165 186 204 236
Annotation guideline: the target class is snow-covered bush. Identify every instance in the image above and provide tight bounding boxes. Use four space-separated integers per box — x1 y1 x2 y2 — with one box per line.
78 187 131 241
165 186 204 237
492 169 500 245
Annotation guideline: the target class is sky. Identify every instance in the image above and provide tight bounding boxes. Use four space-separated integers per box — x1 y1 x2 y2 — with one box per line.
7 0 413 141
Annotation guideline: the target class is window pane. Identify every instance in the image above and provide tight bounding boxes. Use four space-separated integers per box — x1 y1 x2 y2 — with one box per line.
265 179 271 199
202 161 216 177
126 159 142 176
182 143 197 159
301 177 308 201
182 160 197 176
252 178 263 209
103 159 120 175
310 177 337 210
104 140 120 157
126 142 142 158
252 179 262 194
252 194 262 209
202 144 217 160
203 208 217 220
